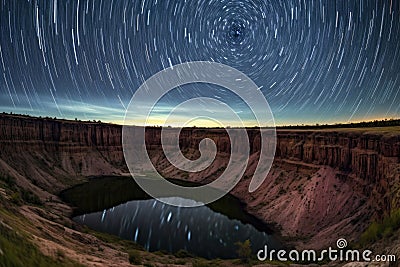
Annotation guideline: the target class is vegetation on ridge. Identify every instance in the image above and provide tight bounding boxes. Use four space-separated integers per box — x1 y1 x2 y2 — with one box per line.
359 208 400 246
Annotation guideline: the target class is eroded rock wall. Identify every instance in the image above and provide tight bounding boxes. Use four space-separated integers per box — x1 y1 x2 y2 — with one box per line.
1 114 399 193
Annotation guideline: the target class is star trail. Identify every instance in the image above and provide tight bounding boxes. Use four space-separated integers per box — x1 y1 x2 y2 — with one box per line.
0 0 399 125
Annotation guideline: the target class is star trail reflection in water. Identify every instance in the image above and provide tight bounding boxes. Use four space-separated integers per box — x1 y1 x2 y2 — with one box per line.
74 197 280 259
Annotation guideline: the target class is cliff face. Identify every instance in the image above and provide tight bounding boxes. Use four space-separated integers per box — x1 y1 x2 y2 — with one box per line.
274 130 400 225
276 130 400 184
1 114 400 249
0 114 125 192
3 115 398 185
145 127 399 189
257 130 399 248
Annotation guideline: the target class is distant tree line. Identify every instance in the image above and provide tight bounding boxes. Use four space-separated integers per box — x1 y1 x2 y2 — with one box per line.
1 112 103 124
277 118 400 129
1 111 399 129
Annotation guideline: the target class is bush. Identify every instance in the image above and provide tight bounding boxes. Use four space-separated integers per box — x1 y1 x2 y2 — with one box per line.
21 189 42 205
235 239 252 263
192 259 213 267
154 250 168 256
360 209 400 245
128 250 142 265
10 192 22 205
0 175 42 206
0 175 17 188
174 249 193 258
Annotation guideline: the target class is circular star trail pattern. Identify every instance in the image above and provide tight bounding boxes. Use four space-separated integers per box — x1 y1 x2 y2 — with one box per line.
0 0 399 124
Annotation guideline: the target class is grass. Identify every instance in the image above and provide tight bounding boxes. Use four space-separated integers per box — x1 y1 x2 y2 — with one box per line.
0 219 83 267
0 174 82 267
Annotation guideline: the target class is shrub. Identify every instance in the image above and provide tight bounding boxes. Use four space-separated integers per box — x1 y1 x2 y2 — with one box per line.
0 175 17 191
192 259 213 267
21 189 42 205
10 192 22 205
235 239 252 263
360 209 400 245
174 249 193 258
128 250 142 265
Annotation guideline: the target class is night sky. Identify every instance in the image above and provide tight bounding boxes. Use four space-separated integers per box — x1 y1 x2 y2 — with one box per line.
0 0 399 126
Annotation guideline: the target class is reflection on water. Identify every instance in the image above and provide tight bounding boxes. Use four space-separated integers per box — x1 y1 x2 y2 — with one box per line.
74 197 279 259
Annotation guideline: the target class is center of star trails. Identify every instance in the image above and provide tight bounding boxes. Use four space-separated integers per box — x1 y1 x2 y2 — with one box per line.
227 21 246 45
